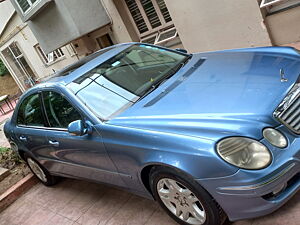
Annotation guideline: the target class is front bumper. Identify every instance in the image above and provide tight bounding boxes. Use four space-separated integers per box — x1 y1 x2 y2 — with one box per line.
197 129 300 221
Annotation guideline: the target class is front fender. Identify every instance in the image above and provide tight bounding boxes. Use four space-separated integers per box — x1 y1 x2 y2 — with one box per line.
98 124 238 196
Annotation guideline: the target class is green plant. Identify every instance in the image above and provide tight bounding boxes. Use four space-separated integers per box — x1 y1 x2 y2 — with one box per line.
0 59 8 76
0 148 23 169
0 147 9 153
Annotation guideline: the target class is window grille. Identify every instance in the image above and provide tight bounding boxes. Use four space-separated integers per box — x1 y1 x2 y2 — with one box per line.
125 0 175 39
16 0 40 14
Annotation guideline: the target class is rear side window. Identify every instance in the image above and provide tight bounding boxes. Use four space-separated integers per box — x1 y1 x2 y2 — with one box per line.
17 93 44 126
43 91 81 128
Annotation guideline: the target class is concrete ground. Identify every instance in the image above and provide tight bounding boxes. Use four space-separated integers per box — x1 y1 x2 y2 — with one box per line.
0 99 15 148
0 177 299 225
0 122 10 148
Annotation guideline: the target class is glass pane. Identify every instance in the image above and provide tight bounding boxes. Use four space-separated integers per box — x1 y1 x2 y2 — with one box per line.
74 45 186 96
9 42 22 57
18 56 37 80
67 44 188 120
156 0 172 23
141 0 161 28
54 50 60 58
30 0 37 4
58 48 64 57
75 77 134 120
36 46 48 63
17 93 44 126
157 28 177 42
141 35 157 44
125 0 149 34
16 0 30 12
43 91 81 128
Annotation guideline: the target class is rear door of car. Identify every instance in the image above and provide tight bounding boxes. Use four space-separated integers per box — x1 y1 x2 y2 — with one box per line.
41 90 126 186
13 91 50 159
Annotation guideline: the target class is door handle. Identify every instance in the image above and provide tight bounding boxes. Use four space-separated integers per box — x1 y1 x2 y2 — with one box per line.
19 136 27 141
49 140 59 147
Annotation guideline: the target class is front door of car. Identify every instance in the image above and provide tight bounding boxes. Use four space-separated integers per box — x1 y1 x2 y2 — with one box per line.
41 91 125 187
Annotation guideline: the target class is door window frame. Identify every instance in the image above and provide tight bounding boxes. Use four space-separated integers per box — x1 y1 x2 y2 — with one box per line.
16 91 47 128
15 89 86 132
41 90 84 130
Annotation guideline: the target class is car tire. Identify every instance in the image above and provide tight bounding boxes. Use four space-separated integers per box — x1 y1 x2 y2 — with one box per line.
149 167 225 225
25 154 58 186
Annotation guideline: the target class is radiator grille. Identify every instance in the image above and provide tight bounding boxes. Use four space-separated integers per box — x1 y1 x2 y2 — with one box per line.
275 85 300 134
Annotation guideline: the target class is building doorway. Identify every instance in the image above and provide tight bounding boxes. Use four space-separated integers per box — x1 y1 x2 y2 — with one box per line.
96 34 114 49
1 42 37 90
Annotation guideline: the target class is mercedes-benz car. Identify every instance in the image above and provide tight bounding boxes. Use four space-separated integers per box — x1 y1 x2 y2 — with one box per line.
4 43 300 225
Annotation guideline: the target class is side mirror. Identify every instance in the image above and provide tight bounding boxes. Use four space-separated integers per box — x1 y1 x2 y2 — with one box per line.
68 120 87 136
175 48 188 54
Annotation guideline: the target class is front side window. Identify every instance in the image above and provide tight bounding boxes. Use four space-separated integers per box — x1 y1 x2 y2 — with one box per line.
67 44 189 120
43 91 81 128
17 93 44 126
16 0 40 14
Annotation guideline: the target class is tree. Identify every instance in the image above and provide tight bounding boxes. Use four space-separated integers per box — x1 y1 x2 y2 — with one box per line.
0 59 8 76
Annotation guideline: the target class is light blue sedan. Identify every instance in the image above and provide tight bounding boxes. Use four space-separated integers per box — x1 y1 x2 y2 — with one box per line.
4 43 300 225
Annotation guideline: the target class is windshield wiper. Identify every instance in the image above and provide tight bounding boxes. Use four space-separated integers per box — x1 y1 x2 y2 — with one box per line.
137 55 192 102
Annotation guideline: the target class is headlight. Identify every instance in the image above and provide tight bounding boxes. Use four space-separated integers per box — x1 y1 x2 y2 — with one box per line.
263 128 287 148
217 137 272 170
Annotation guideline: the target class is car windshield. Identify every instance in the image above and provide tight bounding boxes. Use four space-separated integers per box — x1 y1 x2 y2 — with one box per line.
67 44 189 120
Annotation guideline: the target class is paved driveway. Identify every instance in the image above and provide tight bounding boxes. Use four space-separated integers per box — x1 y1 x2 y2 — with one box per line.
0 178 299 225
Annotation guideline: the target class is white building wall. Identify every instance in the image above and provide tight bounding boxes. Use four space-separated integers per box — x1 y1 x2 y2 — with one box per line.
265 6 300 46
101 0 133 44
0 13 78 91
164 0 272 53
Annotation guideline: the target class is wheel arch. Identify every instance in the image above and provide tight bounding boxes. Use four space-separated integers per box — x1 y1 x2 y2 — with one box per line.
140 162 200 197
18 149 26 160
140 162 227 223
17 148 35 161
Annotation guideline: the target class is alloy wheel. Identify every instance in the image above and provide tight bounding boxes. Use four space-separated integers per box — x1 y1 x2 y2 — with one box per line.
157 178 206 225
27 158 47 183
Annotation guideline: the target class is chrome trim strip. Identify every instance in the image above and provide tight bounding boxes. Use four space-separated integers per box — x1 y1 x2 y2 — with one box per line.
17 125 68 132
219 163 296 191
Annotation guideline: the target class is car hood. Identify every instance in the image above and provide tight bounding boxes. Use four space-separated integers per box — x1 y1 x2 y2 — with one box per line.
109 47 300 140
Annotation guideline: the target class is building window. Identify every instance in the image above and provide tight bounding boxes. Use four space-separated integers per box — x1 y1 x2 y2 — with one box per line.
15 0 40 14
260 0 284 8
124 0 178 44
35 45 65 65
260 0 300 13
